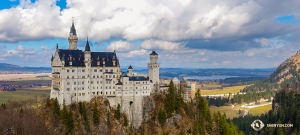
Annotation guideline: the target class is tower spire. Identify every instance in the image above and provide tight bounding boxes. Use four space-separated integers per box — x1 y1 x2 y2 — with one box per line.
68 17 78 50
85 37 90 51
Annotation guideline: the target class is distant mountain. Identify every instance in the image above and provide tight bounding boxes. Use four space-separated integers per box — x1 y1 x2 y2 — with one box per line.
0 63 51 73
269 51 300 83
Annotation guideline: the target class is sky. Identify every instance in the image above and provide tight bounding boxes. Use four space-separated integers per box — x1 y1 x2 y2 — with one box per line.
0 0 300 68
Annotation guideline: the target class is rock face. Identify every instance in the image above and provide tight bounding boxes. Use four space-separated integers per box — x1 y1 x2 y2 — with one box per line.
166 114 182 127
143 96 155 122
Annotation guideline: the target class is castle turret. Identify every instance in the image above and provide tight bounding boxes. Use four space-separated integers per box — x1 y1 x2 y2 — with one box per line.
68 18 78 50
148 51 160 92
84 37 91 101
128 65 133 76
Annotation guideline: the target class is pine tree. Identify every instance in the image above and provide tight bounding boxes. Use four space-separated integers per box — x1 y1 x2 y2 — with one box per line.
114 104 121 120
165 80 176 117
158 107 167 125
193 121 199 135
52 98 60 118
124 115 128 127
93 102 100 125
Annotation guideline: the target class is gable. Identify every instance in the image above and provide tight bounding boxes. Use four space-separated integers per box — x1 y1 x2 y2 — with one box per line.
51 51 62 67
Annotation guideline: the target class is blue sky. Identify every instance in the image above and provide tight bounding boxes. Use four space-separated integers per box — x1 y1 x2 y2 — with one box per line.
0 0 300 68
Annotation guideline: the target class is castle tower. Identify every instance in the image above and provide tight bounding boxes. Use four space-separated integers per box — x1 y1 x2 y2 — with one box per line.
128 65 133 76
84 38 91 101
148 51 160 92
68 18 78 50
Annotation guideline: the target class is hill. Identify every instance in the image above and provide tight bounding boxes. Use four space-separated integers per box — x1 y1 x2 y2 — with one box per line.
0 63 51 73
269 51 300 83
241 51 300 93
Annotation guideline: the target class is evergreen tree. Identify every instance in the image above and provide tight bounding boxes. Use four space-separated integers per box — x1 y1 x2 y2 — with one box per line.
124 115 128 127
93 102 100 125
193 121 199 135
114 104 121 120
52 98 60 118
165 80 176 117
158 107 167 125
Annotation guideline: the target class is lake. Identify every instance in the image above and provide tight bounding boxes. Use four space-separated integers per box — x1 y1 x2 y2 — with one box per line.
185 75 238 80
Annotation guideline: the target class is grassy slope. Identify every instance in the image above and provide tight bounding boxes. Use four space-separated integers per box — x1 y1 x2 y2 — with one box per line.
0 88 50 104
248 104 272 116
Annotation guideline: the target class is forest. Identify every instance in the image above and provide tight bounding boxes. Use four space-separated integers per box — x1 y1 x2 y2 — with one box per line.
232 85 300 135
0 80 245 135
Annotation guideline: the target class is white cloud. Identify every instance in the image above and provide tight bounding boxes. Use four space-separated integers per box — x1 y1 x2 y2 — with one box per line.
0 0 297 43
246 51 255 57
106 41 136 52
223 61 232 64
17 45 24 51
140 40 184 51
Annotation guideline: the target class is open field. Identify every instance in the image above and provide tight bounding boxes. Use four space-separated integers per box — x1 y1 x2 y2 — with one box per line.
210 103 273 119
248 104 272 115
210 105 241 118
0 88 50 104
0 73 51 81
201 85 247 95
5 80 52 86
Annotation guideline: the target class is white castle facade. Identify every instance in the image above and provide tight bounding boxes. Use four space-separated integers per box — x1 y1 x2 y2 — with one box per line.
50 21 160 127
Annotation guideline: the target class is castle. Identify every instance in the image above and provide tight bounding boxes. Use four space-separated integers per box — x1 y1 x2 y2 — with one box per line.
50 20 160 127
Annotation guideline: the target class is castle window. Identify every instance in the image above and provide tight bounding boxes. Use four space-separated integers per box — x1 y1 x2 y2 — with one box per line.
82 69 85 72
100 69 102 72
93 76 95 78
82 93 85 96
106 86 107 89
136 87 138 89
78 69 81 72
97 76 99 78
109 86 111 89
94 69 97 72
82 81 84 85
109 75 111 78
101 76 102 78
67 76 69 79
97 81 99 84
82 76 85 78
101 92 102 94
91 81 93 84
106 92 107 95
113 75 115 78
67 88 70 91
79 93 81 96
113 86 115 89
113 81 115 84
118 87 121 89
74 88 76 90
72 76 74 79
75 93 76 96
136 92 138 94
105 69 108 72
92 92 95 95
110 69 113 72
67 82 70 85
110 91 111 94
72 69 74 72
82 87 84 90
67 69 69 72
